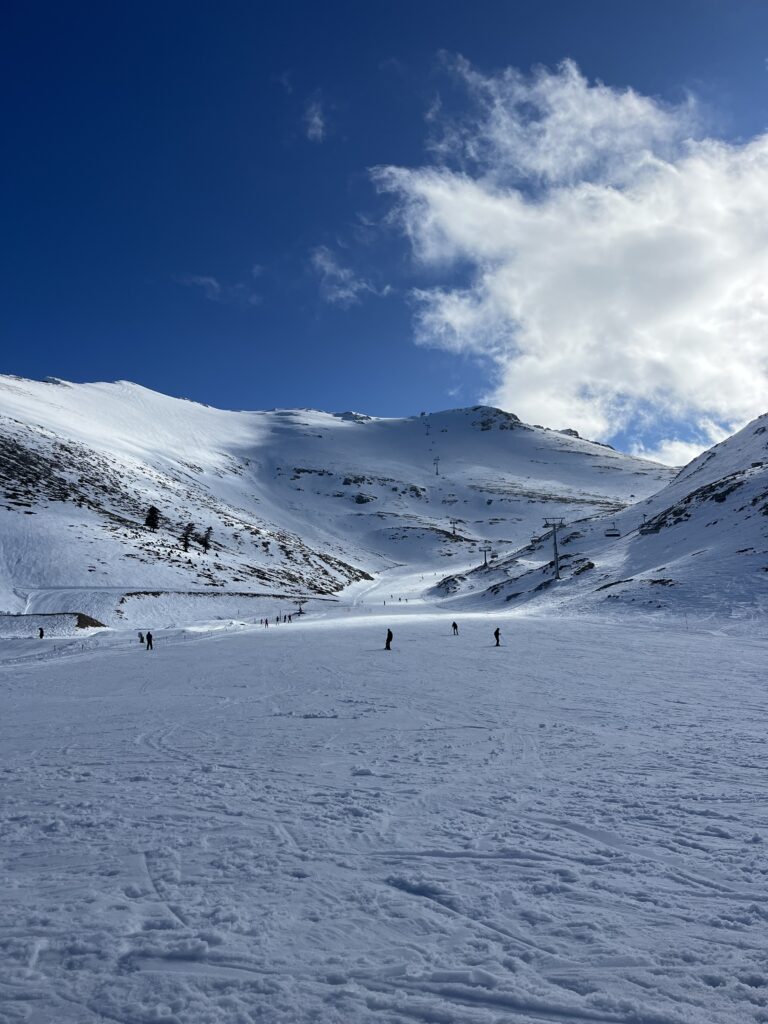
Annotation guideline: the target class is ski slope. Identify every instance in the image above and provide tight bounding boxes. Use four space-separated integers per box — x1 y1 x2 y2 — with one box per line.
2 376 767 1021
2 596 767 1024
439 412 768 620
0 376 671 624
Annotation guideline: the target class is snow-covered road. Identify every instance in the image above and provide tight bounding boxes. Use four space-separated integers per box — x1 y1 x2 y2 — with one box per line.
2 611 767 1023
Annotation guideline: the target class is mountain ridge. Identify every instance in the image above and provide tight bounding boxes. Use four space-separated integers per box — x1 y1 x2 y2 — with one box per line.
437 411 768 619
0 375 673 624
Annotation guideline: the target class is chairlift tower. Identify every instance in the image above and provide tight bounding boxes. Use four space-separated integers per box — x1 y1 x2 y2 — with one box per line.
449 518 458 536
543 517 566 580
433 456 440 476
480 544 492 566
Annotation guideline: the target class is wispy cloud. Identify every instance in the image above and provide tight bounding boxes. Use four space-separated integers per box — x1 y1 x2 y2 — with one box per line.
276 70 293 95
176 270 261 308
311 246 376 306
304 96 326 143
374 57 768 460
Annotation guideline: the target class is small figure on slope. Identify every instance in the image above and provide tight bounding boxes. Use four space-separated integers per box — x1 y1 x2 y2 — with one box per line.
494 627 500 647
452 621 458 636
146 631 154 651
385 628 393 651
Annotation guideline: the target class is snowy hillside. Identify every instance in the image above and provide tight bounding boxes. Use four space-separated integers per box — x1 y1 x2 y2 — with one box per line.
4 380 768 1024
440 412 768 619
0 376 671 624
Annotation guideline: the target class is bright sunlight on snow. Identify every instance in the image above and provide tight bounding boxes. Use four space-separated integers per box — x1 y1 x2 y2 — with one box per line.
2 576 767 1023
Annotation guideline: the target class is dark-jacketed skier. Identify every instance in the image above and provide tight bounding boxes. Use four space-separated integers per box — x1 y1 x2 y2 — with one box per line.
146 631 154 651
493 627 500 646
385 628 393 651
451 621 458 635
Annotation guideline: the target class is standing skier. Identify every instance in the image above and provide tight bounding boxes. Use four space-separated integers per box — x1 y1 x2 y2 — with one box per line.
451 621 458 635
38 627 44 639
493 627 500 647
138 632 144 644
146 631 154 651
385 628 393 651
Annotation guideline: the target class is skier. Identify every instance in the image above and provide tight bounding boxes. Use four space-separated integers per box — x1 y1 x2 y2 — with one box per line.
493 627 500 647
138 631 144 644
452 621 458 635
385 628 393 651
146 631 154 651
38 627 44 639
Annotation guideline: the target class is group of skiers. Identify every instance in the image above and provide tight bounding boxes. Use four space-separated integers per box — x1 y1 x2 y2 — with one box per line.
260 614 293 627
134 617 295 648
130 619 499 654
384 623 501 649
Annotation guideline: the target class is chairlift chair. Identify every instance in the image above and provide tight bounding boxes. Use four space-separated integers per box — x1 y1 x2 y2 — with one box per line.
604 521 621 538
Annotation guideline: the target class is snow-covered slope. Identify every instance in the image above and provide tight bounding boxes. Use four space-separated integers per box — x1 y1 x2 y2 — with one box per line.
4 610 767 1024
442 412 768 619
0 376 671 623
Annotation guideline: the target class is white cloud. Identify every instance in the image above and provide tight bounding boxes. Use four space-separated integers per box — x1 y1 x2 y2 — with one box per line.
304 98 326 142
630 419 731 466
176 273 261 308
374 58 768 453
311 246 374 306
631 438 709 467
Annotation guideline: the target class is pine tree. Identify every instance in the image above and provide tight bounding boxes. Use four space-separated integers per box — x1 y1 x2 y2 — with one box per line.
145 505 160 531
181 522 195 552
201 526 213 552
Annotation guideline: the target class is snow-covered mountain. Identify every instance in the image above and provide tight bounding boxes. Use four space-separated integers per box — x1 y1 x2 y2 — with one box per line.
440 412 768 619
0 375 671 624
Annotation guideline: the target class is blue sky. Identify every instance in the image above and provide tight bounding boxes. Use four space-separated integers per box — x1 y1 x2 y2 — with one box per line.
3 1 768 460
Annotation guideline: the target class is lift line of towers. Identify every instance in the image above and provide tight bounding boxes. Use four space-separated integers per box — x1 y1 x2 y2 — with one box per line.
424 416 627 581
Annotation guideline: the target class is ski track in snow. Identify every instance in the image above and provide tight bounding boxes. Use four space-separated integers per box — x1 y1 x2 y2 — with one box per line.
1 597 768 1024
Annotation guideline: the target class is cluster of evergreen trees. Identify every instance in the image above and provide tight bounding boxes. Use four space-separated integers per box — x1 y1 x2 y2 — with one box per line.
144 506 213 553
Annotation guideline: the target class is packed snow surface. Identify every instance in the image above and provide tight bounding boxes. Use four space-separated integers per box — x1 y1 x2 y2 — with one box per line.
2 583 766 1023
